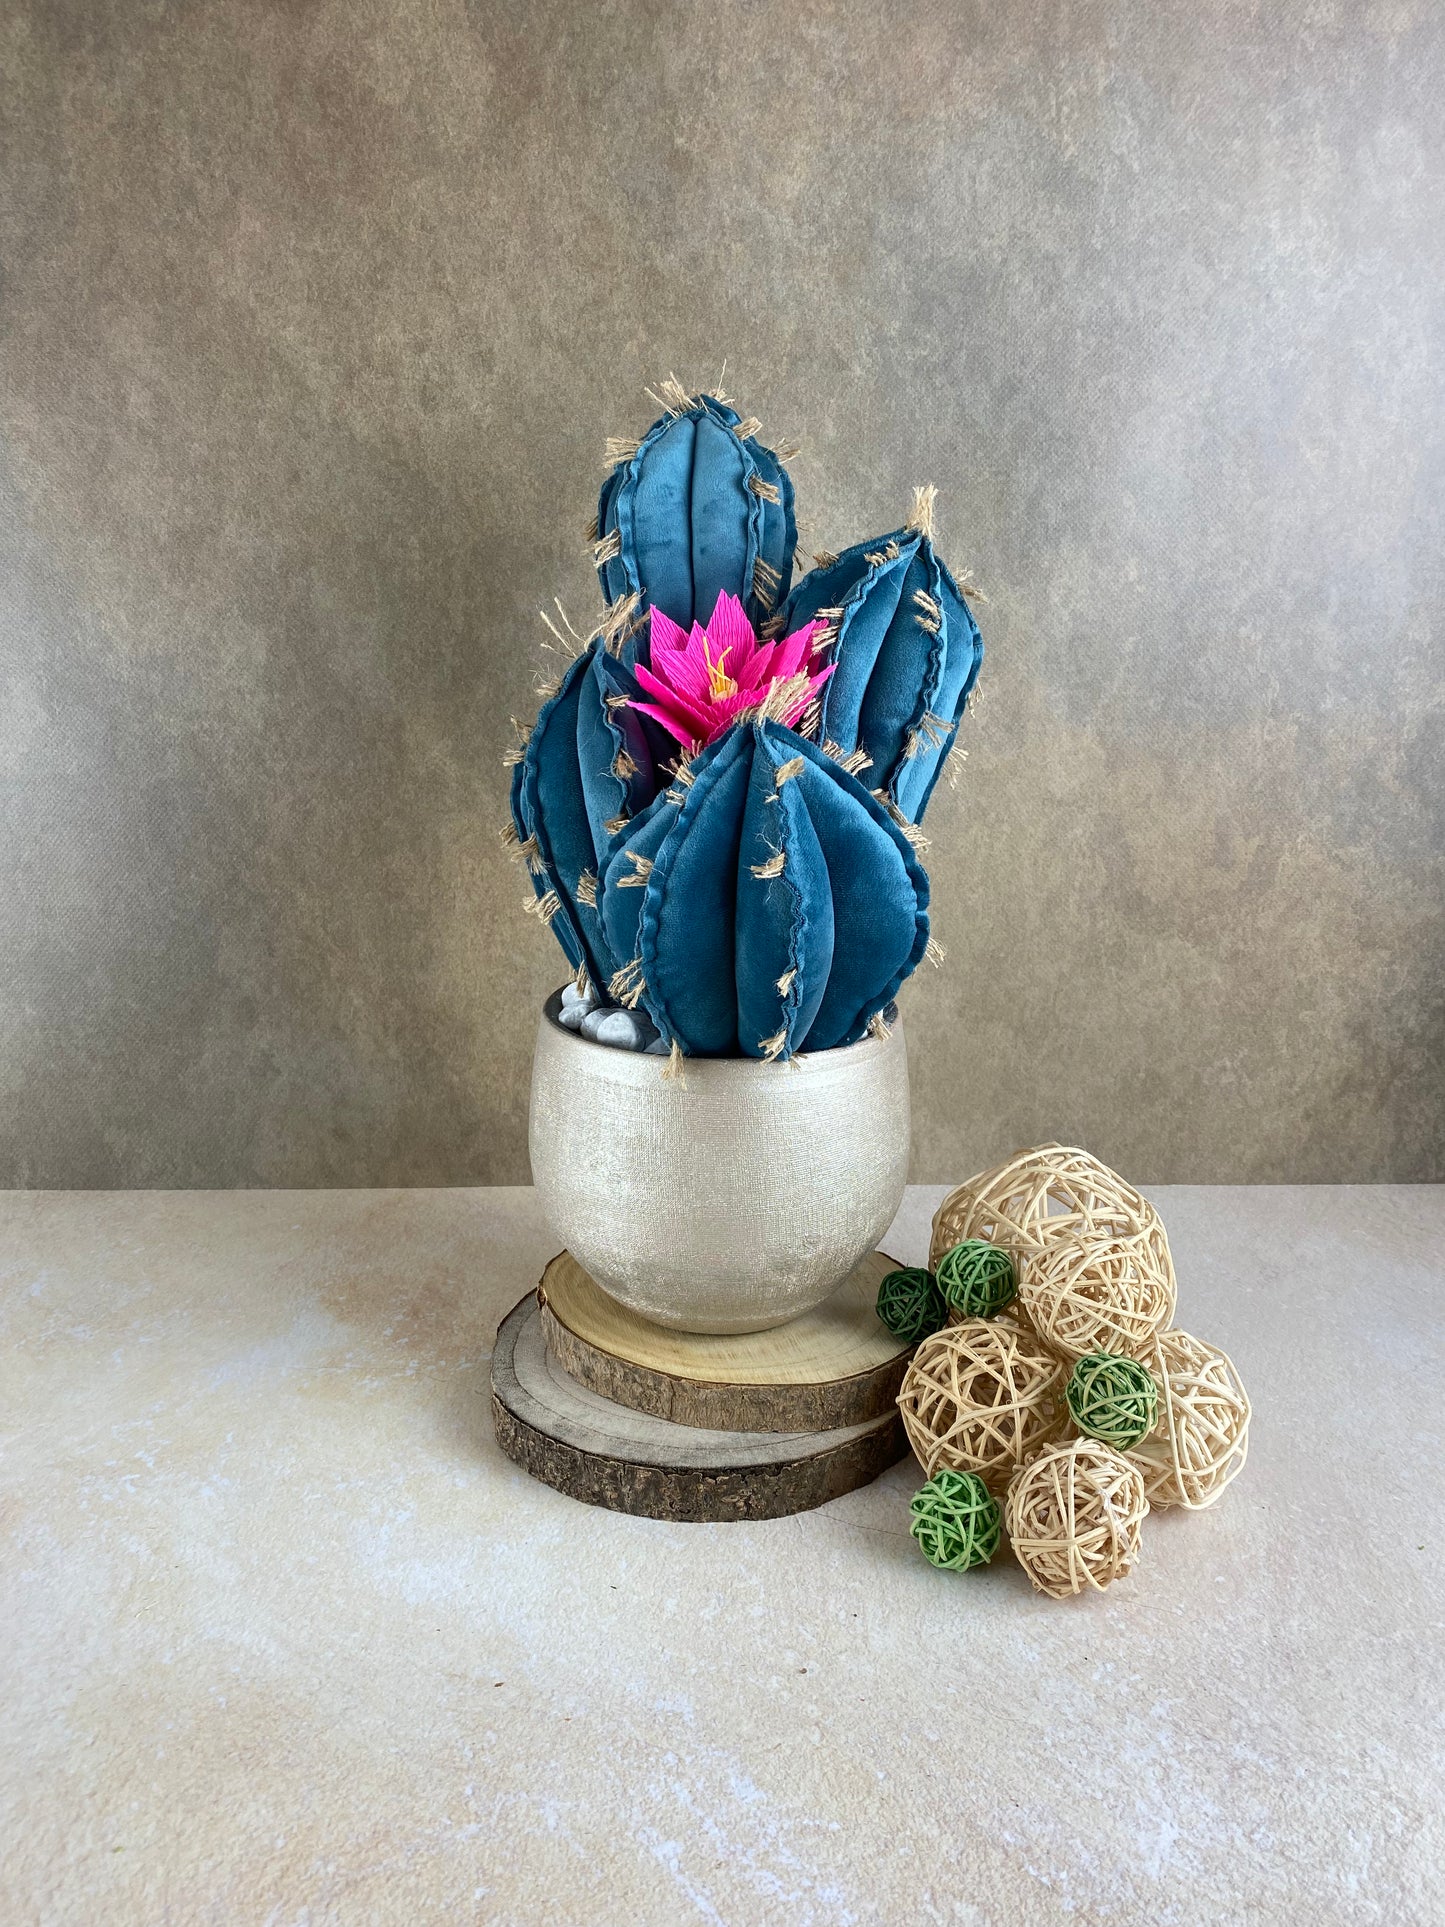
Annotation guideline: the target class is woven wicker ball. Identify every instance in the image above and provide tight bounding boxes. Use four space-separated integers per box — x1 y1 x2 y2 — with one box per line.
929 1144 1177 1302
875 1267 947 1344
1018 1227 1176 1361
1005 1438 1148 1599
1125 1327 1251 1509
1066 1351 1158 1449
908 1469 1002 1571
935 1240 1017 1318
897 1320 1065 1490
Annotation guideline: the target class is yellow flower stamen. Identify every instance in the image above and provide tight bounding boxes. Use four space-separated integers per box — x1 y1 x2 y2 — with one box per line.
703 640 737 700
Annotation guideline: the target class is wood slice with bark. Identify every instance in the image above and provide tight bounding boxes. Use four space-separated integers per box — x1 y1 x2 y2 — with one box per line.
491 1291 909 1522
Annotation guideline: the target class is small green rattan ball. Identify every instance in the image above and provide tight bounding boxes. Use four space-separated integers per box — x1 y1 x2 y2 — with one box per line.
909 1469 1002 1571
1066 1351 1159 1449
876 1267 947 1344
935 1240 1017 1318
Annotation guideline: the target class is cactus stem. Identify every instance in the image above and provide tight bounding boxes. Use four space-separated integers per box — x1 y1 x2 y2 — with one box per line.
812 549 840 569
732 415 762 440
593 527 622 565
617 853 653 889
609 957 647 1009
776 967 797 996
602 813 630 837
575 869 598 908
603 435 641 471
612 748 637 780
760 1028 788 1062
905 484 938 539
748 474 782 504
773 755 806 788
750 849 786 880
583 512 599 544
868 1011 893 1041
662 1038 687 1085
526 889 562 924
926 936 946 968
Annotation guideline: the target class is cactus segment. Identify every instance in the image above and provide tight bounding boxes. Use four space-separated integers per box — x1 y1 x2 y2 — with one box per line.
776 523 982 822
598 720 929 1059
594 394 797 643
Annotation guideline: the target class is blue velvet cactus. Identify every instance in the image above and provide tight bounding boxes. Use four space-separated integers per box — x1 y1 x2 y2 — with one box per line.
598 721 930 1059
592 377 797 644
774 487 983 824
506 382 984 1062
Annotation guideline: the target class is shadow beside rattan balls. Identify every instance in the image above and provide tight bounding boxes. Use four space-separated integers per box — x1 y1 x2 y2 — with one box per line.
1018 1227 1176 1361
929 1145 1177 1303
1005 1438 1149 1598
1125 1327 1251 1508
909 1469 1002 1570
897 1320 1065 1490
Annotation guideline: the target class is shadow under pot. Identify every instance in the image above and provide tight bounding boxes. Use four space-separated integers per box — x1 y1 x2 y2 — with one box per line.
528 991 910 1334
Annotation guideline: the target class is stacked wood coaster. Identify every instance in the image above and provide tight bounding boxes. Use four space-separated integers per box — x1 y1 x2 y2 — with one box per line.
491 1250 914 1522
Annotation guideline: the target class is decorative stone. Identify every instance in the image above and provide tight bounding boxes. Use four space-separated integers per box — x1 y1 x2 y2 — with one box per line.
558 981 599 1030
583 1007 659 1052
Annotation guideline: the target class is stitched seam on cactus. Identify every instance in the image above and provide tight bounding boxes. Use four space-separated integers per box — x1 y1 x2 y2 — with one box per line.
816 542 913 748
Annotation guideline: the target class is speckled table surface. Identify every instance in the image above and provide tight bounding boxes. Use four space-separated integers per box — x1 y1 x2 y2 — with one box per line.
2 1185 1442 1926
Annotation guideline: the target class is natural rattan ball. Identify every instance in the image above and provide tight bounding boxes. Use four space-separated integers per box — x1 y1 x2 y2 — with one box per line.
909 1469 1002 1571
1005 1438 1148 1599
1066 1352 1158 1449
897 1320 1065 1490
1125 1327 1251 1509
875 1267 947 1344
936 1241 1017 1319
1019 1228 1176 1361
929 1144 1177 1305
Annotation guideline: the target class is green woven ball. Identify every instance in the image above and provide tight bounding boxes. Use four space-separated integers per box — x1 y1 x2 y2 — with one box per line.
909 1469 1002 1571
935 1240 1017 1318
875 1267 947 1344
1066 1351 1159 1449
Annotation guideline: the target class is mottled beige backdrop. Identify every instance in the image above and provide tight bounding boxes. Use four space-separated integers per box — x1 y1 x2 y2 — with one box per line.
2 0 1441 1186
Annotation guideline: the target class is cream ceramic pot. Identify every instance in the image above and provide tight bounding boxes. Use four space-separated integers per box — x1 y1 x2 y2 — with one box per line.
528 991 910 1334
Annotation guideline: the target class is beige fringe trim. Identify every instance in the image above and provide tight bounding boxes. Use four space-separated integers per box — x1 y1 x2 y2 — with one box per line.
904 484 937 540
750 849 786 879
575 869 598 908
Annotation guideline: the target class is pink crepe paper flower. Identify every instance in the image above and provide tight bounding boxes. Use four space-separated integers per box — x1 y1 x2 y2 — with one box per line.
627 592 834 752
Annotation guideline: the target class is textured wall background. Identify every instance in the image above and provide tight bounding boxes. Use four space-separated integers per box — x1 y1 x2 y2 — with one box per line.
2 0 1441 1187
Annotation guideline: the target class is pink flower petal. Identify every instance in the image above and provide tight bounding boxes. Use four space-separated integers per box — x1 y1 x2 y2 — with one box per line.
647 605 690 658
628 698 702 749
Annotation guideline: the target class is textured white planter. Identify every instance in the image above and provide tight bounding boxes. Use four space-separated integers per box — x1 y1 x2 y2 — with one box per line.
528 992 910 1334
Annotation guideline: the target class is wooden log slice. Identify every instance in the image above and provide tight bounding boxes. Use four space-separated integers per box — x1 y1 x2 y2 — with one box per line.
491 1291 909 1523
538 1248 914 1433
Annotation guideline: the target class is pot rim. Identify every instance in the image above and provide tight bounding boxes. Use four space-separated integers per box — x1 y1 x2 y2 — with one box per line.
540 987 902 1072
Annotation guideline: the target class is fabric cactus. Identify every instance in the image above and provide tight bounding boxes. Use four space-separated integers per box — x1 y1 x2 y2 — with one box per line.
597 719 930 1059
593 380 797 643
774 489 983 823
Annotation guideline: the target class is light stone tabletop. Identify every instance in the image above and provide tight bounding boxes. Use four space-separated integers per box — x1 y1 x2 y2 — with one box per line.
2 1185 1442 1926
